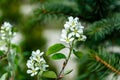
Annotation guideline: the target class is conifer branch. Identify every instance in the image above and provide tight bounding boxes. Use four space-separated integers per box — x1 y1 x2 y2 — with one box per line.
95 55 120 75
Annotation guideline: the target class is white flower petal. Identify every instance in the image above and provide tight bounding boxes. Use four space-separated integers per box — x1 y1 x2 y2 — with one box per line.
64 23 70 29
80 35 87 41
34 72 38 75
68 34 73 38
27 70 32 74
76 33 80 37
68 16 73 21
31 73 35 76
69 32 75 37
78 29 83 34
69 38 74 42
36 49 40 54
74 17 79 21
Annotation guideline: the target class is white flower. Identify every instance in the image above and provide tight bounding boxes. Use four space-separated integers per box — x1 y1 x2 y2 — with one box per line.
0 44 7 52
0 22 13 41
78 35 87 41
64 22 70 29
60 29 75 43
26 49 49 76
41 64 49 71
70 26 83 37
60 33 74 43
64 16 79 30
26 59 34 68
27 67 39 76
67 16 78 28
77 22 84 29
32 49 44 62
1 22 12 30
60 16 86 43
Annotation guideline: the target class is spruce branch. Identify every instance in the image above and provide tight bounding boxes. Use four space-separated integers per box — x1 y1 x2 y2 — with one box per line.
94 55 120 75
35 3 76 16
85 13 120 46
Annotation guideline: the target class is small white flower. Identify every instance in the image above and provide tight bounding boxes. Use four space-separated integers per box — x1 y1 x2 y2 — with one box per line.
1 22 12 30
27 67 39 76
32 49 44 62
64 22 70 29
26 59 34 68
60 33 74 43
77 22 84 29
27 49 49 76
78 35 87 41
0 44 7 52
70 26 83 37
68 16 79 28
60 16 86 43
0 22 14 41
41 64 49 71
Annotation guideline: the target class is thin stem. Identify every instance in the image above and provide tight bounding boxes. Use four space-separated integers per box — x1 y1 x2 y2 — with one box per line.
56 41 74 80
37 74 40 80
37 71 43 80
0 54 7 61
7 37 15 80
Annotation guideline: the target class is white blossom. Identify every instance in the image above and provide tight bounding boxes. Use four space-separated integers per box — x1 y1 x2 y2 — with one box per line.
0 22 13 41
60 33 74 43
60 16 86 43
1 22 12 30
27 67 39 76
70 26 83 37
69 16 78 28
0 22 16 53
78 35 87 41
26 49 49 77
32 49 44 62
26 59 34 68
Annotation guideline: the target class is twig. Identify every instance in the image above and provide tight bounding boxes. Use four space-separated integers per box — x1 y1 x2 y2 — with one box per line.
0 54 7 61
56 42 74 80
95 55 120 75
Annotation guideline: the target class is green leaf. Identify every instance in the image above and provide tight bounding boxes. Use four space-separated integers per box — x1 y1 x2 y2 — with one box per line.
51 53 66 60
73 50 83 58
0 51 4 56
64 69 73 76
0 73 8 80
46 43 65 56
42 71 57 78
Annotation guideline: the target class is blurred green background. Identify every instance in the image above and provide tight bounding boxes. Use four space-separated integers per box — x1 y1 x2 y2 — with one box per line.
0 0 120 80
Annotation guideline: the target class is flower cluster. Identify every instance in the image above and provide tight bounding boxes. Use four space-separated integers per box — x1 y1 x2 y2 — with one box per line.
60 16 86 43
0 22 13 41
27 49 49 76
0 22 16 52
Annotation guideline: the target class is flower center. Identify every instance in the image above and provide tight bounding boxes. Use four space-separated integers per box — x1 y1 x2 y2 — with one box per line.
71 22 75 27
66 38 70 42
32 70 36 73
74 29 78 33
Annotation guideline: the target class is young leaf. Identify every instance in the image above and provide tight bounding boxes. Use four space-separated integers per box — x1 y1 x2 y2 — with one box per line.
73 50 83 58
46 43 65 56
42 71 57 78
0 73 8 80
64 69 73 76
51 53 66 60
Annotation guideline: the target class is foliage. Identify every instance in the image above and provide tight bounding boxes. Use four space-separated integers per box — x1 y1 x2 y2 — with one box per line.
0 0 120 80
32 0 120 80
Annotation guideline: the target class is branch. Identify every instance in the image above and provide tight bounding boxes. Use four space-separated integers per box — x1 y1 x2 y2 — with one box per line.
95 55 120 75
0 54 7 61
